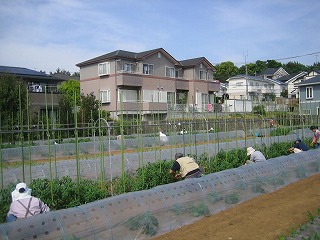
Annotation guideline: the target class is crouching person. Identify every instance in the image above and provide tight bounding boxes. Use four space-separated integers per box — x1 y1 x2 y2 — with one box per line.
7 182 50 222
246 147 266 164
169 153 202 179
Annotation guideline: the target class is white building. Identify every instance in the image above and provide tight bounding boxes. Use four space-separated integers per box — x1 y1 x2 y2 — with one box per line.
226 74 285 101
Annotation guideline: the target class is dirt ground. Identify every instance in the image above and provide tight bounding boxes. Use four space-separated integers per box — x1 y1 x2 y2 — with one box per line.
152 174 320 240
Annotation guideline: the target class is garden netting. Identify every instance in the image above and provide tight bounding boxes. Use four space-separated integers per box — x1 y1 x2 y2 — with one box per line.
0 148 319 240
0 128 312 187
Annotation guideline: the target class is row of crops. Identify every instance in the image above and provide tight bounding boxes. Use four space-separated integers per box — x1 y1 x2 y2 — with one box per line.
0 145 319 239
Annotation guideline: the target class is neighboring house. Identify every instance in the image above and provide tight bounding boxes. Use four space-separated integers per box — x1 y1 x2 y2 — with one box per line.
259 67 289 80
226 74 284 101
305 70 320 80
52 73 80 81
276 72 307 98
76 48 220 120
295 75 320 115
0 66 65 120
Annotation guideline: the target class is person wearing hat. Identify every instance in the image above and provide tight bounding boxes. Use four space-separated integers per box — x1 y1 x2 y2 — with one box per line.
246 147 266 164
6 182 50 222
289 138 309 153
310 126 320 149
169 153 202 179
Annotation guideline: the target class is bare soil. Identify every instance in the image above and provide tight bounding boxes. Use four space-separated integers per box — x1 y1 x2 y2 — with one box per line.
152 174 320 240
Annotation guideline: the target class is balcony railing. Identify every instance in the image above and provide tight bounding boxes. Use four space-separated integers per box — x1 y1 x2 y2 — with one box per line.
28 84 59 93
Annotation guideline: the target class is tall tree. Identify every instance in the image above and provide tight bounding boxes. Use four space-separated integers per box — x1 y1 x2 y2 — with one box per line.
266 60 282 68
283 61 307 74
255 60 268 74
0 74 27 126
57 80 80 125
238 63 257 76
214 61 238 82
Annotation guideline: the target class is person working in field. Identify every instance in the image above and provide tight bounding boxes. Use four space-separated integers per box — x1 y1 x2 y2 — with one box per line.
169 153 202 179
288 138 309 153
310 126 320 149
246 147 266 164
7 182 50 222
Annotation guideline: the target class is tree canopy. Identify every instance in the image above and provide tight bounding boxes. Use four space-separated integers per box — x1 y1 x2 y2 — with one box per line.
214 58 320 82
0 74 27 126
214 61 239 82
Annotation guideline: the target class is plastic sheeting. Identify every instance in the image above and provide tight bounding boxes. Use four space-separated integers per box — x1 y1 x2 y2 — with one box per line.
0 149 319 240
0 129 313 188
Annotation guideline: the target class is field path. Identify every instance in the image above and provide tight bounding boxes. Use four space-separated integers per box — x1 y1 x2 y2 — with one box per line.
152 174 320 240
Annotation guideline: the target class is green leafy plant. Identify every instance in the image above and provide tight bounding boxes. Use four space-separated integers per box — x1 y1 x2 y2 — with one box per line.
125 212 159 236
207 192 223 204
225 192 239 204
189 202 210 217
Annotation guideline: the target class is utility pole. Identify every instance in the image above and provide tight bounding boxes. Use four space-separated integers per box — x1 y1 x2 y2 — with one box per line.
244 51 248 100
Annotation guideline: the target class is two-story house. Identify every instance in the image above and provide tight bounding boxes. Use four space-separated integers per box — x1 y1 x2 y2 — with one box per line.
226 74 284 101
259 67 289 80
296 75 320 115
76 48 219 120
0 66 65 120
276 72 307 98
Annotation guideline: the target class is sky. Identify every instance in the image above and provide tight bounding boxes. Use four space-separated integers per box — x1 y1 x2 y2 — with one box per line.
1 0 320 74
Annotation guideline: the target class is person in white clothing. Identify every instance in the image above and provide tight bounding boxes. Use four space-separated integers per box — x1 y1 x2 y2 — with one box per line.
7 182 50 222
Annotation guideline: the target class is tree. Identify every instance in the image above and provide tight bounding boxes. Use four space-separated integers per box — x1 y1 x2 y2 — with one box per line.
57 80 80 125
283 61 307 74
238 63 257 76
255 60 268 74
307 62 320 72
214 61 238 82
280 89 288 98
0 74 27 126
57 80 80 106
78 92 100 124
266 60 282 68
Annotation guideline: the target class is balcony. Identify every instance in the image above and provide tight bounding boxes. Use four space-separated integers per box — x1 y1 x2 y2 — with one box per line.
116 73 143 87
207 80 220 92
248 86 273 94
175 78 189 90
116 101 167 112
28 84 59 93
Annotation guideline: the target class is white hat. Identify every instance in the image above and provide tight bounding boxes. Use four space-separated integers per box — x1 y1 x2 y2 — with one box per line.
247 147 255 156
11 182 32 201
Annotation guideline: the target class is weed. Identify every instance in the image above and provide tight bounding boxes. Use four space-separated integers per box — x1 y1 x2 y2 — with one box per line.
307 211 315 223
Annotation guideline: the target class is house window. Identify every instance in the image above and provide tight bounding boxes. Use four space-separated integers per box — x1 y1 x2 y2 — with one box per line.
118 89 138 102
143 90 167 102
199 70 207 80
166 67 175 78
98 62 110 76
158 52 161 58
123 63 133 73
236 82 243 86
100 90 111 103
317 107 320 116
306 87 313 99
143 64 154 75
